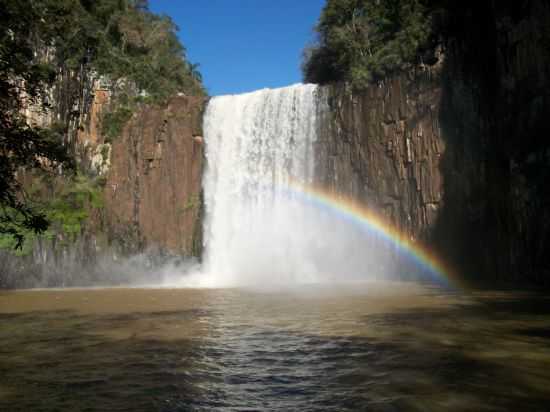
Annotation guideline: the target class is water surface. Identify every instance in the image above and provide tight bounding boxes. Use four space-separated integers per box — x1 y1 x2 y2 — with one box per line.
1 282 550 411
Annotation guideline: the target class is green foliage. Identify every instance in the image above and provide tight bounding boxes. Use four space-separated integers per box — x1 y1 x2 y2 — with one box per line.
303 0 436 89
0 210 41 257
47 174 104 238
183 195 199 212
0 0 75 247
0 0 204 247
102 106 134 142
100 144 110 162
0 174 104 255
176 195 199 215
38 0 206 140
77 0 207 140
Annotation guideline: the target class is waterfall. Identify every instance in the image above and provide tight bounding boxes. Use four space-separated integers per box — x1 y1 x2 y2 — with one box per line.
199 84 393 287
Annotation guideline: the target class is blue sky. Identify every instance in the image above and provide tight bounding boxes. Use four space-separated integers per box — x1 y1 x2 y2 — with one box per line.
149 0 325 96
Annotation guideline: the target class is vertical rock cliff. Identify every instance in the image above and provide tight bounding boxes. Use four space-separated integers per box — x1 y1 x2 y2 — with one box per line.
104 96 205 258
434 0 550 285
316 71 444 244
315 1 550 286
0 94 206 288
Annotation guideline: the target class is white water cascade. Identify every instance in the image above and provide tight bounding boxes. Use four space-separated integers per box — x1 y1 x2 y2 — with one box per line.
194 84 396 287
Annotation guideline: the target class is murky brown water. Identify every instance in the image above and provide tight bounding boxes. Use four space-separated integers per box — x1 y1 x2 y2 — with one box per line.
1 282 550 411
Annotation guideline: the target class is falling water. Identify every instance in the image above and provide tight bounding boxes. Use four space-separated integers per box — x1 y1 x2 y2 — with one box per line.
199 84 395 287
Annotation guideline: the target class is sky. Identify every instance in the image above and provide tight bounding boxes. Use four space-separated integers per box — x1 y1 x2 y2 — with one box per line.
149 0 325 96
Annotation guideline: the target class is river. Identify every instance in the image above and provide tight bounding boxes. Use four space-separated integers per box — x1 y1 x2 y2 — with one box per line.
1 282 550 411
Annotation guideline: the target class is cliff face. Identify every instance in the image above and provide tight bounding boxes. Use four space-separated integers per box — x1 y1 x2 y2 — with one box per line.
0 94 206 288
104 96 205 257
435 0 550 285
316 1 550 286
316 72 444 243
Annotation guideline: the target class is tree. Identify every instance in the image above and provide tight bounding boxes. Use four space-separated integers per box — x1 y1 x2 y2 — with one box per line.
0 0 74 247
303 0 436 89
0 0 205 247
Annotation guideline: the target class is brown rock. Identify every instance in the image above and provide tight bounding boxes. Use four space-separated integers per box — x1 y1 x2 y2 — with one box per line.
104 95 206 256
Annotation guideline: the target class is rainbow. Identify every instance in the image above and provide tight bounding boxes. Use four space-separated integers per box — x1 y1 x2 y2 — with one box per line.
285 182 462 289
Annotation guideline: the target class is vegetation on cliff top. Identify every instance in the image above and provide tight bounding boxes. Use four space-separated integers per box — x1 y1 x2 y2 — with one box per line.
82 0 206 140
0 0 204 248
302 0 439 89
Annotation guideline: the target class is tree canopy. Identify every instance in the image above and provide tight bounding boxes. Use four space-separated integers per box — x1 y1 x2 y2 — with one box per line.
302 0 437 89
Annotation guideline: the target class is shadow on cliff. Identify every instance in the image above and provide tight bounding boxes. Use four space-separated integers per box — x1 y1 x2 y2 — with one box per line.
428 0 550 288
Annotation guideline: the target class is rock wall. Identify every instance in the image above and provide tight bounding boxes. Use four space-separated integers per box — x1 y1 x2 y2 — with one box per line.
315 71 444 244
104 95 206 258
433 0 550 286
316 1 550 287
0 94 206 288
